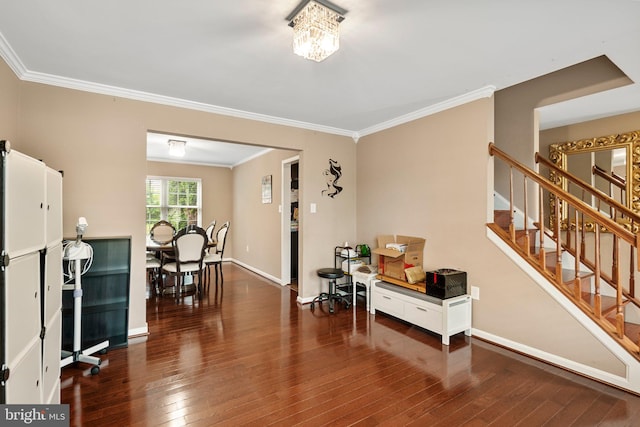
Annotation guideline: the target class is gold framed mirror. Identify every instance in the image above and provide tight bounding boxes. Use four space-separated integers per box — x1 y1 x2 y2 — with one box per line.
549 129 640 231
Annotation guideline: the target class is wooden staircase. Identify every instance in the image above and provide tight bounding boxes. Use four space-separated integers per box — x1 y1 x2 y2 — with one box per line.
489 143 640 360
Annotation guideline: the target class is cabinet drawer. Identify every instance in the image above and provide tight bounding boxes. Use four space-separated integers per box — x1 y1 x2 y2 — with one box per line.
404 301 442 332
373 290 403 317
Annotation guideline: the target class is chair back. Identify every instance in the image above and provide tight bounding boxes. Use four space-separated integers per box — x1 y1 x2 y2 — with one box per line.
215 221 230 255
173 226 208 264
205 220 216 244
150 220 175 244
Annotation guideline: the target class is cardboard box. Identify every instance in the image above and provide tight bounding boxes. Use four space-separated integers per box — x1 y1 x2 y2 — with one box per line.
372 235 425 281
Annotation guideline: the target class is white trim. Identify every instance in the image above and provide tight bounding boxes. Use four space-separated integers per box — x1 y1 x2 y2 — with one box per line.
147 157 234 169
0 35 495 139
148 148 274 169
0 31 26 76
297 295 315 304
128 324 149 338
17 68 355 137
356 85 496 138
231 258 282 285
281 155 300 288
486 227 640 393
472 327 637 393
232 148 275 168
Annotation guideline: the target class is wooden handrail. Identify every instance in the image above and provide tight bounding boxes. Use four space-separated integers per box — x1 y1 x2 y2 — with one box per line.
536 153 639 223
592 164 626 190
489 142 640 357
490 143 636 245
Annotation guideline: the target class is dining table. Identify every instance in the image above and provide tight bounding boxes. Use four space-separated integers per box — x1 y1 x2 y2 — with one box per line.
146 235 216 295
146 235 174 252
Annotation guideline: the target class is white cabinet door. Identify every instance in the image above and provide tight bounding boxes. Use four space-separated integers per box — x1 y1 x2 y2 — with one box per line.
44 243 63 325
5 150 46 258
46 167 63 248
4 341 41 404
5 253 41 369
42 312 61 404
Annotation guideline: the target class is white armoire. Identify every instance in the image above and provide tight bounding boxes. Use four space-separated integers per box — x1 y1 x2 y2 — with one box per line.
0 141 63 404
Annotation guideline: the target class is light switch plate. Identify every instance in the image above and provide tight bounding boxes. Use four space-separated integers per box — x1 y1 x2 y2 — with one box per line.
471 286 480 300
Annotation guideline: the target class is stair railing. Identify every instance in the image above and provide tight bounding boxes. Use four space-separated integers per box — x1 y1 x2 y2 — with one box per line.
592 164 626 195
489 143 640 356
536 154 640 301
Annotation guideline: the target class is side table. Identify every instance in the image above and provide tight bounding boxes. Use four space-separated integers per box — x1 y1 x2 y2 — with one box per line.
351 270 378 312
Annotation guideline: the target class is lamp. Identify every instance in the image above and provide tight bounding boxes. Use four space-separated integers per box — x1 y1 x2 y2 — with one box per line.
168 139 186 157
287 0 346 62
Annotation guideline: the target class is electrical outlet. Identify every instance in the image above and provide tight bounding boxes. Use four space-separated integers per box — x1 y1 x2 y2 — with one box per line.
246 245 249 252
471 286 480 300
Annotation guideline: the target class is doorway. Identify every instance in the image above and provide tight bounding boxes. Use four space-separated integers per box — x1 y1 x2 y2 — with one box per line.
281 156 300 290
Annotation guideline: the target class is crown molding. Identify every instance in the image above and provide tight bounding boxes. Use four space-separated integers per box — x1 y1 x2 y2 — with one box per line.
147 148 274 169
0 33 493 141
355 85 497 139
0 31 26 76
146 156 234 169
231 147 275 168
20 69 357 138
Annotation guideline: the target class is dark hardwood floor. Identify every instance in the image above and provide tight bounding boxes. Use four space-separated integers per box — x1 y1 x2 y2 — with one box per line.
61 263 640 426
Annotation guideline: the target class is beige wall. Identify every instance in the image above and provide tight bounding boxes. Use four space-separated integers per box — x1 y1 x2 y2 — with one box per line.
0 54 628 378
357 97 624 376
540 110 640 155
232 138 358 300
2 57 356 333
232 149 298 280
496 55 631 166
0 60 19 143
146 160 233 254
494 56 632 213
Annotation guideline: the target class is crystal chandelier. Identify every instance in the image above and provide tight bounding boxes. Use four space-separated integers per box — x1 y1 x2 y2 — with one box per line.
287 0 346 62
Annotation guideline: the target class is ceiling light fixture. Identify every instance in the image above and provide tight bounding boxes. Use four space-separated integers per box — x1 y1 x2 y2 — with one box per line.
168 139 186 157
286 0 346 62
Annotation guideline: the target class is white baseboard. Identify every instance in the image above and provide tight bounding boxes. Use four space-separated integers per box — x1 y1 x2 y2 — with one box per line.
486 227 640 394
128 324 149 338
471 327 635 392
230 258 282 285
297 295 315 304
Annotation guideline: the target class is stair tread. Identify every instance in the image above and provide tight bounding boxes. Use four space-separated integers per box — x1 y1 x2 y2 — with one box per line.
490 205 640 355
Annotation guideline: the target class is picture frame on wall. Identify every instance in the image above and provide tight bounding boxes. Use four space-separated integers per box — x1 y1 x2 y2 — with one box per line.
262 174 272 204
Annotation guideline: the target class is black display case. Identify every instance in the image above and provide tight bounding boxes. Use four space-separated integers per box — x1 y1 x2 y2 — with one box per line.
62 236 131 350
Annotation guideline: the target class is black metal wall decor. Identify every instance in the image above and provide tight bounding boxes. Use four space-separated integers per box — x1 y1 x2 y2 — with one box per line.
322 158 343 198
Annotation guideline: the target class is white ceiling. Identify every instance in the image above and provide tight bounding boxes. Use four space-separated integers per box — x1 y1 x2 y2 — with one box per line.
146 132 272 168
1 0 640 164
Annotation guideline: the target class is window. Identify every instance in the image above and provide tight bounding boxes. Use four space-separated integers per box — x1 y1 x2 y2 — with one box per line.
146 176 202 233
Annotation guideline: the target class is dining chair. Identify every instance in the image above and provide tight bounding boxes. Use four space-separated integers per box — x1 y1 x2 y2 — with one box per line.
146 252 161 296
149 219 176 244
203 221 230 291
149 220 177 293
205 220 216 245
161 226 208 297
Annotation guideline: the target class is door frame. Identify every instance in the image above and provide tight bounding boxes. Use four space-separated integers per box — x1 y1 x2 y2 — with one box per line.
281 155 299 286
